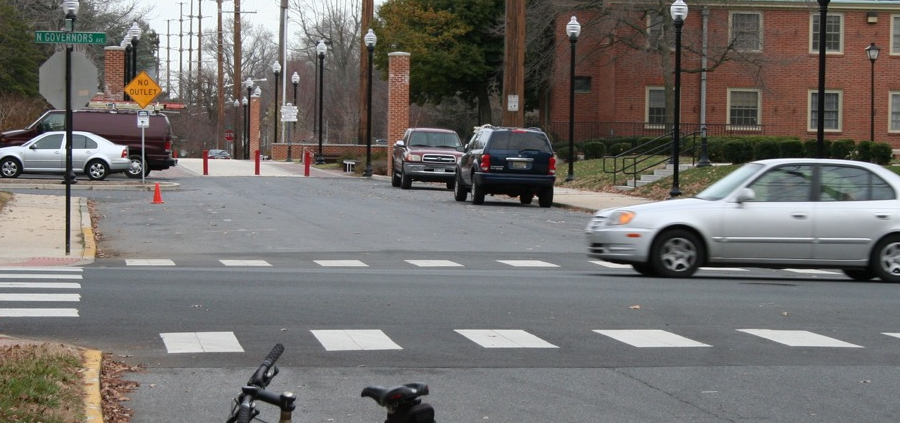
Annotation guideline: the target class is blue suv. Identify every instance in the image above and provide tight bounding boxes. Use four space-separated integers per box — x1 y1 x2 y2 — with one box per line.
453 125 556 207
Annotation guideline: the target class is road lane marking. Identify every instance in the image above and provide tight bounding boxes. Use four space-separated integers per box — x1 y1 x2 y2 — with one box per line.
455 329 558 348
160 332 244 353
311 330 402 351
219 260 271 267
0 267 82 272
0 283 81 289
314 260 368 267
0 274 82 279
783 269 840 275
497 260 559 268
593 329 711 347
406 260 463 267
738 329 862 347
0 294 80 302
126 259 176 266
0 308 79 317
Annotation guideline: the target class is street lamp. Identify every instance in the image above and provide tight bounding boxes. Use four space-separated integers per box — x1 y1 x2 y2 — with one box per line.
289 71 299 162
565 16 580 182
242 95 249 160
316 40 327 164
233 98 240 158
62 0 79 188
866 42 880 142
244 78 254 159
815 0 830 158
669 0 688 198
364 29 377 177
122 37 131 100
272 61 281 152
129 22 141 81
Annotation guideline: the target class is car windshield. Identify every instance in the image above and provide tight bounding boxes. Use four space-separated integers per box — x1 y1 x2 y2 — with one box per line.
694 163 763 200
488 132 551 153
409 132 460 148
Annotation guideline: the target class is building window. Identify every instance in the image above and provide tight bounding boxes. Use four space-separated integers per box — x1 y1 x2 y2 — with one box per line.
889 92 900 132
728 89 761 129
810 13 843 54
647 11 667 50
731 12 762 51
892 15 900 55
574 76 591 93
646 87 666 127
809 90 842 132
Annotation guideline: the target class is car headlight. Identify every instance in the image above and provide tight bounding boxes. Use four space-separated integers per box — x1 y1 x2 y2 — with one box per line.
608 210 636 225
404 153 422 162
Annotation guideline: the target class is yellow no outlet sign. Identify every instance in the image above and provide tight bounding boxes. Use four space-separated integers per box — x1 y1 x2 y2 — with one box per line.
125 71 162 109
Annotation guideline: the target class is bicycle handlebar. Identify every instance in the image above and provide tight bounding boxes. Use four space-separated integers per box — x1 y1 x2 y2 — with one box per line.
249 343 283 387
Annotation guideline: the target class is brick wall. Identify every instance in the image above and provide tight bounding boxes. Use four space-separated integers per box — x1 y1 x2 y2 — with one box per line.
250 94 261 156
96 46 126 102
387 52 411 175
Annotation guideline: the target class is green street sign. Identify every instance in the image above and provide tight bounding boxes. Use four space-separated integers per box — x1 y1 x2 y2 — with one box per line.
34 31 106 44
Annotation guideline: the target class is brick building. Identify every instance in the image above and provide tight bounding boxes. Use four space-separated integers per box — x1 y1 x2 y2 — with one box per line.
545 1 900 147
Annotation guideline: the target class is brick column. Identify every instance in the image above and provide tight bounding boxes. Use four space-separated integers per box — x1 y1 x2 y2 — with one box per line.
387 52 410 176
250 90 261 158
100 46 126 101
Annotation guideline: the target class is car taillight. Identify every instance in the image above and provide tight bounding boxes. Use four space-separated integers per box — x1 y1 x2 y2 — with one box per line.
164 141 171 152
121 148 128 158
480 154 491 172
548 156 556 175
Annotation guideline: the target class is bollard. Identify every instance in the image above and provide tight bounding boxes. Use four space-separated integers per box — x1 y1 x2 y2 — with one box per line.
202 150 208 175
304 150 311 177
255 150 260 175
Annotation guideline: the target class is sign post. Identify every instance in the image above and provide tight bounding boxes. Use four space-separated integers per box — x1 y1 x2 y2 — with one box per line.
124 72 162 184
137 111 150 184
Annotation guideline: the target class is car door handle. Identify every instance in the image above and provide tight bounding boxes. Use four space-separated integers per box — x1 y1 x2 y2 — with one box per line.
791 212 809 219
875 213 891 220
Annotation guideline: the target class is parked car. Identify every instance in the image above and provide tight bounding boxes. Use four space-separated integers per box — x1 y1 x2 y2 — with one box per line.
585 158 900 282
0 109 177 178
0 131 131 180
207 149 231 159
453 125 556 207
391 128 464 190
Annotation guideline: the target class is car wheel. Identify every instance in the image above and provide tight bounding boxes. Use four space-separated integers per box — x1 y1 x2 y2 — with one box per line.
472 179 485 205
538 187 554 208
871 235 900 283
391 169 401 187
520 193 534 204
125 155 144 179
453 173 467 202
632 263 658 277
400 169 412 189
649 229 703 278
842 268 876 281
0 157 22 178
85 159 109 181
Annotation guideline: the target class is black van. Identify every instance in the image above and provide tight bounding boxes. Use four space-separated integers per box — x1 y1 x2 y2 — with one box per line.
0 109 177 178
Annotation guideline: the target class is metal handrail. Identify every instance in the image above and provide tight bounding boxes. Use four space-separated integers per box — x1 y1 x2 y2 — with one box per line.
602 131 701 187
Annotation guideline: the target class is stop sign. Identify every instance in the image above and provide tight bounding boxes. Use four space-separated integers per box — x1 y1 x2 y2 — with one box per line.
39 51 99 110
224 129 235 142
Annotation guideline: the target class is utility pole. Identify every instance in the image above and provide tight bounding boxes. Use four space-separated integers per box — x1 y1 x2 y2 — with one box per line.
216 0 224 150
187 0 194 106
166 19 174 98
178 2 185 100
502 0 525 127
197 0 203 108
358 0 374 145
233 0 243 159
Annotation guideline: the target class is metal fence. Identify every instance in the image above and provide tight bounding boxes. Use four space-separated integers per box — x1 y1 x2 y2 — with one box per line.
535 121 765 143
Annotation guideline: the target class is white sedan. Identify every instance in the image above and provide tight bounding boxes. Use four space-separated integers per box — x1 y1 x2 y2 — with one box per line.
0 131 131 181
586 158 900 282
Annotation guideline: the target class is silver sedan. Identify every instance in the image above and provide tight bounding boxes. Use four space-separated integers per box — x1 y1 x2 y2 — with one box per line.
586 158 900 282
0 131 131 180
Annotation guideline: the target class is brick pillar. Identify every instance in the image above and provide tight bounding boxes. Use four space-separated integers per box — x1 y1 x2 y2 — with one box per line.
99 46 126 101
250 90 261 158
387 52 410 176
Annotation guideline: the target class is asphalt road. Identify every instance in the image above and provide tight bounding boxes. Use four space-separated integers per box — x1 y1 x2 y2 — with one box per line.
4 172 900 422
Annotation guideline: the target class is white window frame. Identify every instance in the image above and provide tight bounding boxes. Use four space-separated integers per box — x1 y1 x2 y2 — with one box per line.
808 89 843 132
730 11 763 52
645 87 667 129
809 13 844 54
727 88 762 131
888 91 900 133
891 15 900 55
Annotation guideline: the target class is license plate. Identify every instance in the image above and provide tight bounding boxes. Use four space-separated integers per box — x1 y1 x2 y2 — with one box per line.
510 161 528 170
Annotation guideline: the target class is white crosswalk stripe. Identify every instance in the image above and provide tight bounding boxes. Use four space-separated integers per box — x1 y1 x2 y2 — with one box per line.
0 268 83 318
406 260 463 267
311 329 402 351
594 329 711 347
160 332 244 353
737 329 863 348
455 329 558 348
219 259 271 267
125 259 175 266
314 260 368 267
497 260 559 268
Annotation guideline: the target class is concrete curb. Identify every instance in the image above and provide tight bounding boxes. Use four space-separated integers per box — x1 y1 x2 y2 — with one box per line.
82 349 104 422
80 197 96 261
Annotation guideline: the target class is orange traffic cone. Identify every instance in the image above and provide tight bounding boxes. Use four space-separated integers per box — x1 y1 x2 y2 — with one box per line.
152 182 165 204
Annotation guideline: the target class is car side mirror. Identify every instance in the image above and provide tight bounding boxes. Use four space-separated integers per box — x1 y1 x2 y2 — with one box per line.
736 188 756 203
395 140 405 148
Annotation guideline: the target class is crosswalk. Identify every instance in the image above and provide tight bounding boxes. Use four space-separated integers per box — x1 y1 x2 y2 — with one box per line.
0 267 82 317
116 257 844 275
159 327 891 354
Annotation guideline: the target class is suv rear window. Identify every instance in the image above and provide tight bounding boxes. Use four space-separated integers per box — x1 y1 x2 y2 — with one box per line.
487 131 551 153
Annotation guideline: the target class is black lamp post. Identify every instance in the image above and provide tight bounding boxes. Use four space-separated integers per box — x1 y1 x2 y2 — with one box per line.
272 62 281 153
866 42 880 142
233 99 240 158
669 0 687 199
565 16 580 182
289 71 299 162
244 78 254 159
364 29 377 177
242 95 249 160
815 0 830 158
62 0 79 253
316 40 327 164
129 22 141 81
122 38 131 101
